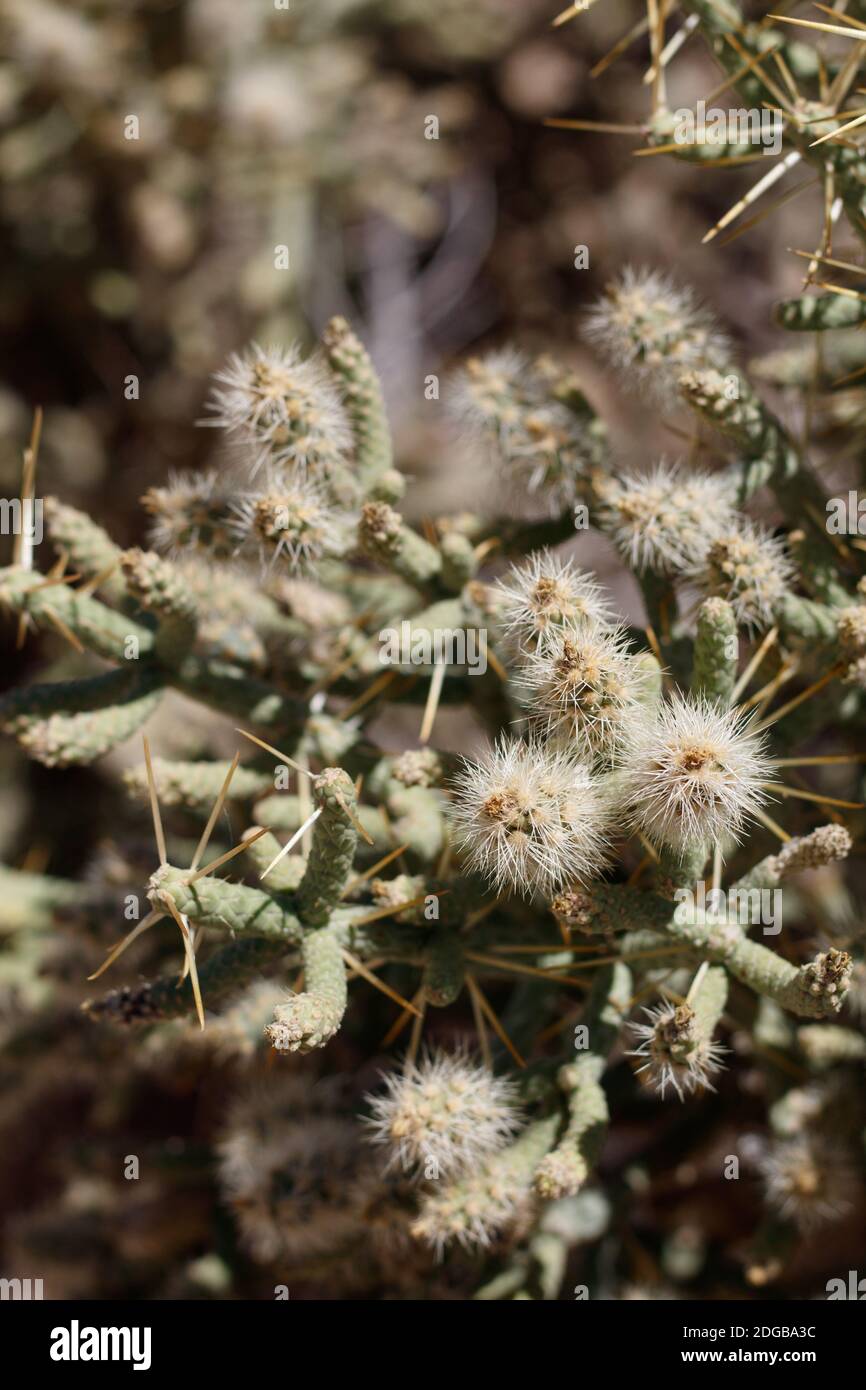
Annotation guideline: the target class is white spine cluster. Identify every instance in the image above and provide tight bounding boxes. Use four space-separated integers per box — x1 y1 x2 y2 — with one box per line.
143 470 236 560
204 342 351 476
623 692 773 854
597 460 736 575
364 1051 522 1179
217 1075 376 1262
449 350 594 511
630 1000 726 1101
491 550 613 654
449 735 612 897
690 520 795 632
514 620 649 761
759 1137 855 1231
228 468 350 573
584 267 730 406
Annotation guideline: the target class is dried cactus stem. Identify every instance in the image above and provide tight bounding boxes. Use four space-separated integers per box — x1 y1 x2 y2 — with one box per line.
13 674 164 767
637 568 675 638
170 658 305 730
0 667 151 730
83 937 289 1026
421 930 465 1006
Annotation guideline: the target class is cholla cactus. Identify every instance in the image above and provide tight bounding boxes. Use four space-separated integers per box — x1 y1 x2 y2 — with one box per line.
450 350 603 511
4 0 866 1307
3 284 864 1296
514 620 649 759
585 268 731 406
216 1073 407 1275
623 693 774 855
630 964 728 1100
204 343 352 480
143 473 239 561
365 1050 522 1179
759 1137 856 1232
449 736 613 895
691 521 797 633
596 462 736 576
228 469 351 573
491 551 613 653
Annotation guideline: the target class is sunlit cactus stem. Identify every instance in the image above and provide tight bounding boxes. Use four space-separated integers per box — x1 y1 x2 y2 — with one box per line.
267 926 347 1054
533 962 630 1198
294 767 361 927
322 316 393 489
691 597 737 707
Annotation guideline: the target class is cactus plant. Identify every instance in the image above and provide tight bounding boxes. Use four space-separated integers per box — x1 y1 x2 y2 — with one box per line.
2 0 866 1305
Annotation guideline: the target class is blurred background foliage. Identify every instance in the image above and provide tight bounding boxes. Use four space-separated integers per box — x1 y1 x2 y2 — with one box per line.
1 0 835 531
